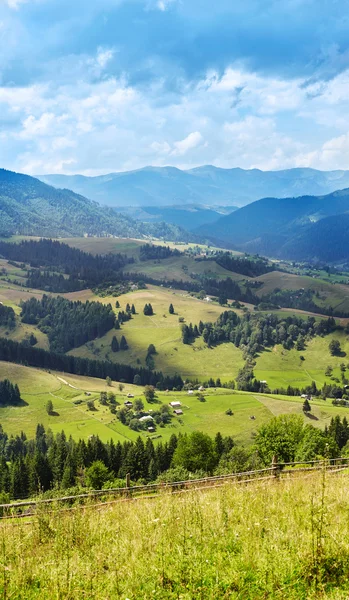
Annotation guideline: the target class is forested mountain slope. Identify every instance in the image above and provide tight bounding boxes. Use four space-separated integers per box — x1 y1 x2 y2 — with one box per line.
0 169 190 240
198 187 349 261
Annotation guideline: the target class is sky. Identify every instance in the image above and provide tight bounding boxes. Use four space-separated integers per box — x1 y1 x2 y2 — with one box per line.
1 0 349 175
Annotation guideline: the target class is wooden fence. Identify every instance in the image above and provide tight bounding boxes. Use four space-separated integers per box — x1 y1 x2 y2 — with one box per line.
0 456 348 521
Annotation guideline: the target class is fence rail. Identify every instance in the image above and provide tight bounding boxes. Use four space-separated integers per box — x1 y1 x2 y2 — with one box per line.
1 456 348 521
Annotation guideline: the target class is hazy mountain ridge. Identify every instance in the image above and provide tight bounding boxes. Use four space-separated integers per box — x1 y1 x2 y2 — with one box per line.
39 166 349 208
198 187 349 262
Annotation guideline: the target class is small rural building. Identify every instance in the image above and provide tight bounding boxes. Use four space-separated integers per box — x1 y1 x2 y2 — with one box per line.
260 380 267 384
148 426 155 433
204 296 212 302
139 415 154 422
188 390 194 395
198 386 205 392
169 401 181 408
174 409 183 415
124 400 133 408
127 393 134 398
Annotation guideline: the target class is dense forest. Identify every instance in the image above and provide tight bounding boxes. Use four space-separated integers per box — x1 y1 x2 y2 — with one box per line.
0 304 16 329
214 252 274 277
26 270 85 293
182 310 337 356
0 239 133 290
0 337 183 389
21 295 116 353
139 244 180 261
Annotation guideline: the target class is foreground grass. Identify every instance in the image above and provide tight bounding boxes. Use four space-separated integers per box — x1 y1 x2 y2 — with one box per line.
2 471 349 598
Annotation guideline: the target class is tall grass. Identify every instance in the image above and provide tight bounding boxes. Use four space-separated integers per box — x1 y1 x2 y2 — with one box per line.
1 472 349 598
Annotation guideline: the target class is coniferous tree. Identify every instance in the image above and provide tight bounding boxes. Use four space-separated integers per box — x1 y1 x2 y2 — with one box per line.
169 303 174 314
120 336 128 350
111 336 119 352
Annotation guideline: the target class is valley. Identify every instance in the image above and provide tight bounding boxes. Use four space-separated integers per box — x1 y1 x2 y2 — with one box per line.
1 235 349 452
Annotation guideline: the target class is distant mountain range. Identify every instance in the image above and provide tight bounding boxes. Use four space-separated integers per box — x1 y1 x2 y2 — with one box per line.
0 169 191 241
39 166 349 208
198 188 349 263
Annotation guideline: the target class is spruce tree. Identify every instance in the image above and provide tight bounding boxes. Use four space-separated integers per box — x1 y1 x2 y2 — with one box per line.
120 335 128 350
169 303 174 314
111 336 119 352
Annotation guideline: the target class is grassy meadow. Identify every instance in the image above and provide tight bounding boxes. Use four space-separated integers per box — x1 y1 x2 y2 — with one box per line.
1 359 349 447
2 470 349 598
256 270 349 314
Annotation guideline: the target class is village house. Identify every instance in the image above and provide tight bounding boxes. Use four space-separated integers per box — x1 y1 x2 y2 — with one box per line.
173 409 183 415
169 401 181 408
139 415 154 423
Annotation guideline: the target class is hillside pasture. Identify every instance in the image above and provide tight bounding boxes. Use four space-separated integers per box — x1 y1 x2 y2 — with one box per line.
69 284 246 379
124 254 244 282
256 270 349 314
59 236 144 258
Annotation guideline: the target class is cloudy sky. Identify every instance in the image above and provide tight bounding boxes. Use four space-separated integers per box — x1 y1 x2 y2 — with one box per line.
1 0 349 175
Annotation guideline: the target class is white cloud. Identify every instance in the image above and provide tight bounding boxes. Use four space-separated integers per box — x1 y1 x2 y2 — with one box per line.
2 59 349 175
171 131 203 156
296 132 349 170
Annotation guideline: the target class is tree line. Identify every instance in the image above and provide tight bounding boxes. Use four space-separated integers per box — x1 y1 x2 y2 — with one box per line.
0 337 183 389
182 310 337 357
0 412 348 500
139 244 180 261
21 295 116 353
0 424 234 500
214 252 274 277
0 239 134 291
0 304 15 329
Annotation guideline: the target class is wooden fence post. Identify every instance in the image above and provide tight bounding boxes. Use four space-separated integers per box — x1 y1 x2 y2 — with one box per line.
126 473 130 488
272 455 279 479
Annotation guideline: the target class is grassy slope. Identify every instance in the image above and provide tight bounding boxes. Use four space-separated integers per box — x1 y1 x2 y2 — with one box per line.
255 329 349 389
256 270 349 313
0 360 348 446
69 285 246 379
3 472 349 598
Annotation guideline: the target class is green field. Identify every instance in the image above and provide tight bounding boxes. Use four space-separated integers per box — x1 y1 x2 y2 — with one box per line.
3 470 349 598
256 270 349 314
69 284 246 379
1 359 348 447
255 329 349 389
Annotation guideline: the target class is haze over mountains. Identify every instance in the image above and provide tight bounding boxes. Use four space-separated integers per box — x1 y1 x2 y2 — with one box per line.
3 165 349 263
198 188 349 262
39 166 349 209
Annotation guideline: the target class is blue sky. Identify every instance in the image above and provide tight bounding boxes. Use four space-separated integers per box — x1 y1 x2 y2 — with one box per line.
1 0 349 175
